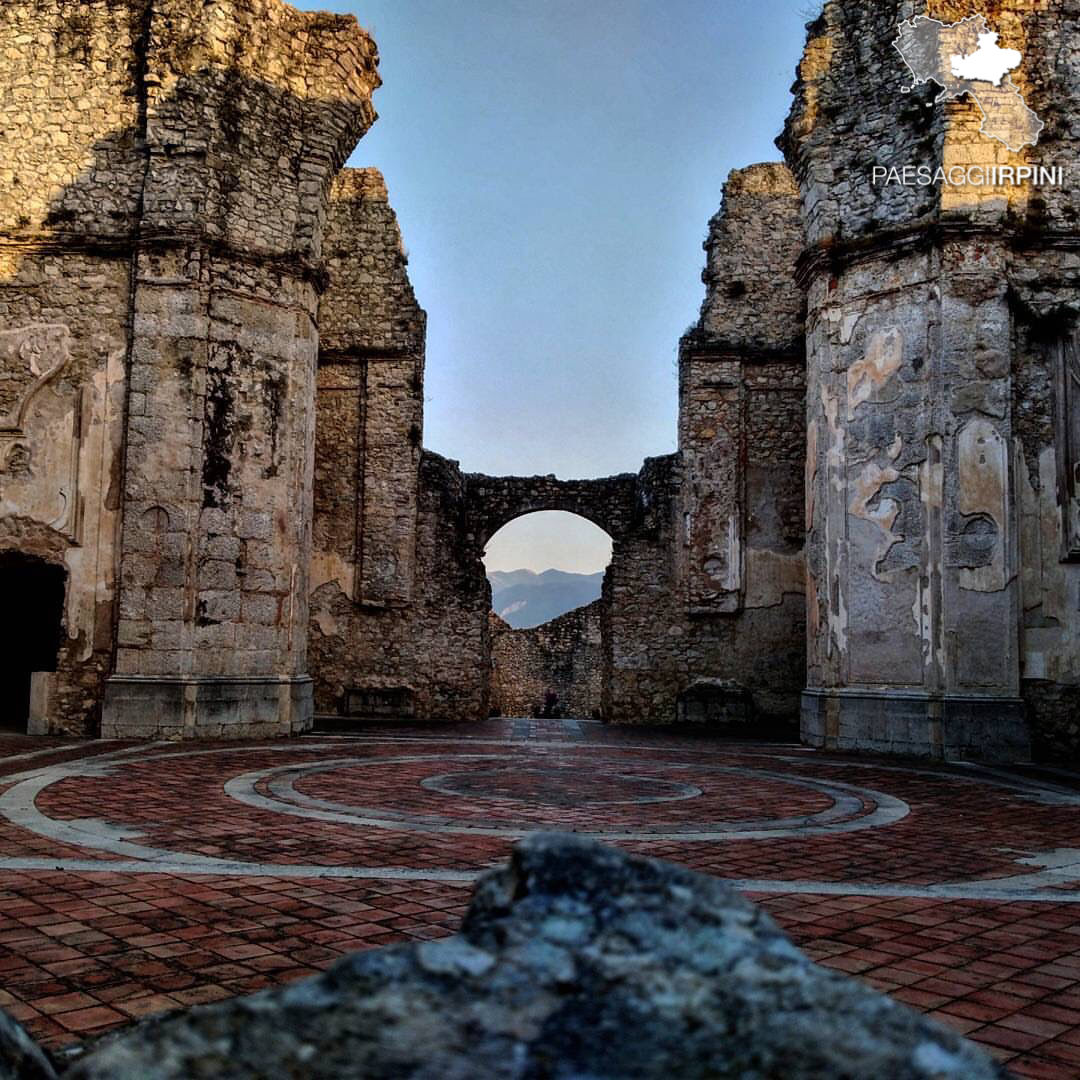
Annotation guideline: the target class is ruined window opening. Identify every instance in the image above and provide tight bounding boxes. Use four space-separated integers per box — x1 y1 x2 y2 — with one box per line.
485 512 611 721
0 552 65 733
483 512 612 630
1058 333 1080 561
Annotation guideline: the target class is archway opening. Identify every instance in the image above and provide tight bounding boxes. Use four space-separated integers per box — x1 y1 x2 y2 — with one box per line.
483 512 612 720
0 552 65 733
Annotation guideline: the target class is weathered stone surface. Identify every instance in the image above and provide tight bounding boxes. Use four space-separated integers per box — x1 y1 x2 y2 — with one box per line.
0 1009 56 1080
2 0 1077 757
668 164 807 722
490 602 603 718
63 835 1006 1080
783 0 1079 759
0 0 379 738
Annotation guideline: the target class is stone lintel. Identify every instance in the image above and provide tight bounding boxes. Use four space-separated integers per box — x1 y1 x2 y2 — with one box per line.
801 689 1030 763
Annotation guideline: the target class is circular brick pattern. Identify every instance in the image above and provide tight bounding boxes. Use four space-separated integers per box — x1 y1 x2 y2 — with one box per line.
239 753 908 840
419 766 703 806
4 729 1080 1078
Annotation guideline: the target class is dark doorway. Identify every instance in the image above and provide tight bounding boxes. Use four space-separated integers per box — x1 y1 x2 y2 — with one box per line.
0 552 66 733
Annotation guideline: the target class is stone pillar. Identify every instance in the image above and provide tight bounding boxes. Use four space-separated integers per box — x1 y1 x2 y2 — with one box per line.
317 169 427 611
102 0 379 738
678 165 806 618
780 0 1074 759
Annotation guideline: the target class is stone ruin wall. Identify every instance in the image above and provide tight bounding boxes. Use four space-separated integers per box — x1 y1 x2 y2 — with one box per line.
309 170 491 723
596 166 807 729
675 164 807 723
463 169 808 731
297 0 1080 748
782 0 1080 758
0 0 134 735
310 444 493 723
0 1 809 736
0 0 379 736
5 0 1075 755
489 602 603 719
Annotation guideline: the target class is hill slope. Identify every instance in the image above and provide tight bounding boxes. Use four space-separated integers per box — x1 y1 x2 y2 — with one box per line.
488 569 604 629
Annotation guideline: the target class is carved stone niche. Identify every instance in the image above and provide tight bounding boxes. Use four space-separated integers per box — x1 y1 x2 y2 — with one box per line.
0 323 72 431
0 323 81 542
1059 334 1080 561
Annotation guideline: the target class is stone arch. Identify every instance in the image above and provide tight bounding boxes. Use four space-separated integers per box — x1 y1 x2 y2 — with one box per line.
465 473 639 548
482 507 615 722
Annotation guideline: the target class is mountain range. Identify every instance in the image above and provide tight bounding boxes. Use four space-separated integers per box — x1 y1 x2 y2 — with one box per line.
488 568 604 629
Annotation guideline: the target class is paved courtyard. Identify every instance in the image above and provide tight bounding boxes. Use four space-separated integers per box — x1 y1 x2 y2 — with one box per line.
1 720 1080 1076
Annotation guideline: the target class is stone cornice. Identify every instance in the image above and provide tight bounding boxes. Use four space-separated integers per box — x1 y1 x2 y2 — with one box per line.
796 221 1080 288
0 231 331 291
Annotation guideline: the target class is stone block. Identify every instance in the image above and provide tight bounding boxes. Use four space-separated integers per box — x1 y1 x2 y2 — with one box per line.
65 835 1005 1079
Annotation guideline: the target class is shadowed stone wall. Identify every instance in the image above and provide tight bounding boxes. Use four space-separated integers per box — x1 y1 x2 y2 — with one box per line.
0 0 379 736
298 167 811 730
593 166 807 729
7 0 1073 757
309 169 491 723
490 603 603 719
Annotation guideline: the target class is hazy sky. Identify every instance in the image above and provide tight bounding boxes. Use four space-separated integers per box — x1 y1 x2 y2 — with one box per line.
484 511 614 574
305 0 812 572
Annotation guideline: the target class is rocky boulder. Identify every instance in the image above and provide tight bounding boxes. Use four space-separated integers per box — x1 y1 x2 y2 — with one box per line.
0 1008 57 1080
39 834 1007 1077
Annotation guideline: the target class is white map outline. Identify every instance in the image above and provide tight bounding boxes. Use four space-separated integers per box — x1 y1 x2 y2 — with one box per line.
893 14 1045 153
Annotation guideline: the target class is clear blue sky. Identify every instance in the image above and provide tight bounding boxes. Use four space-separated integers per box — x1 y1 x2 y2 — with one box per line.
305 0 813 571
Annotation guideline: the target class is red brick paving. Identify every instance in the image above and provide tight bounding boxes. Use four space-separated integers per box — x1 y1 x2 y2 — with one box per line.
0 722 1078 1077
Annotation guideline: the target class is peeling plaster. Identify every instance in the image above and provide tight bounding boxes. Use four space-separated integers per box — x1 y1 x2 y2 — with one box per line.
745 548 806 609
956 419 1008 593
1022 446 1080 683
918 444 945 678
847 328 903 420
805 418 819 531
309 550 355 596
850 461 904 579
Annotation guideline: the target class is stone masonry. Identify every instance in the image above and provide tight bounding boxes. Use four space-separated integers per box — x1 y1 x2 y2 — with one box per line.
1 0 379 737
781 0 1080 759
489 603 603 719
1 0 1076 759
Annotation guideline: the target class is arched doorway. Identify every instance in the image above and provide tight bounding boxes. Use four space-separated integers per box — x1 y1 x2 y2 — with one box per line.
484 511 612 720
0 552 65 733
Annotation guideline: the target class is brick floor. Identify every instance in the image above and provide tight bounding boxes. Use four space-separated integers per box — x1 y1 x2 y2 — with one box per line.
1 721 1079 1076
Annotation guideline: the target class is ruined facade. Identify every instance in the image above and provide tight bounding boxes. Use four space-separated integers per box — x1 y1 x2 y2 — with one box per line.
2 0 1076 760
308 169 492 724
782 0 1080 759
1 0 379 737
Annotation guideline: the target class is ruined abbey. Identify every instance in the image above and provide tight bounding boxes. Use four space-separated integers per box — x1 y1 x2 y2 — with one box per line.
1 0 1077 761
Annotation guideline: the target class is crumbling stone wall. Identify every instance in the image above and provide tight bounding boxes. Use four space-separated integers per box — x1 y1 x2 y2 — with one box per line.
782 0 1079 759
308 166 808 730
489 602 603 718
0 2 143 735
0 0 379 737
1012 277 1080 759
308 171 492 722
310 446 492 723
9 0 1073 756
597 167 806 728
305 0 1079 750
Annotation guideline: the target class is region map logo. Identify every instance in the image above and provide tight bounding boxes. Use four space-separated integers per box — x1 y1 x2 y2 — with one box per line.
871 13 1063 190
894 13 1043 151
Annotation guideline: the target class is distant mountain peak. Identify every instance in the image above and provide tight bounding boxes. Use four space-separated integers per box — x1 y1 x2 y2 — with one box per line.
486 567 605 629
